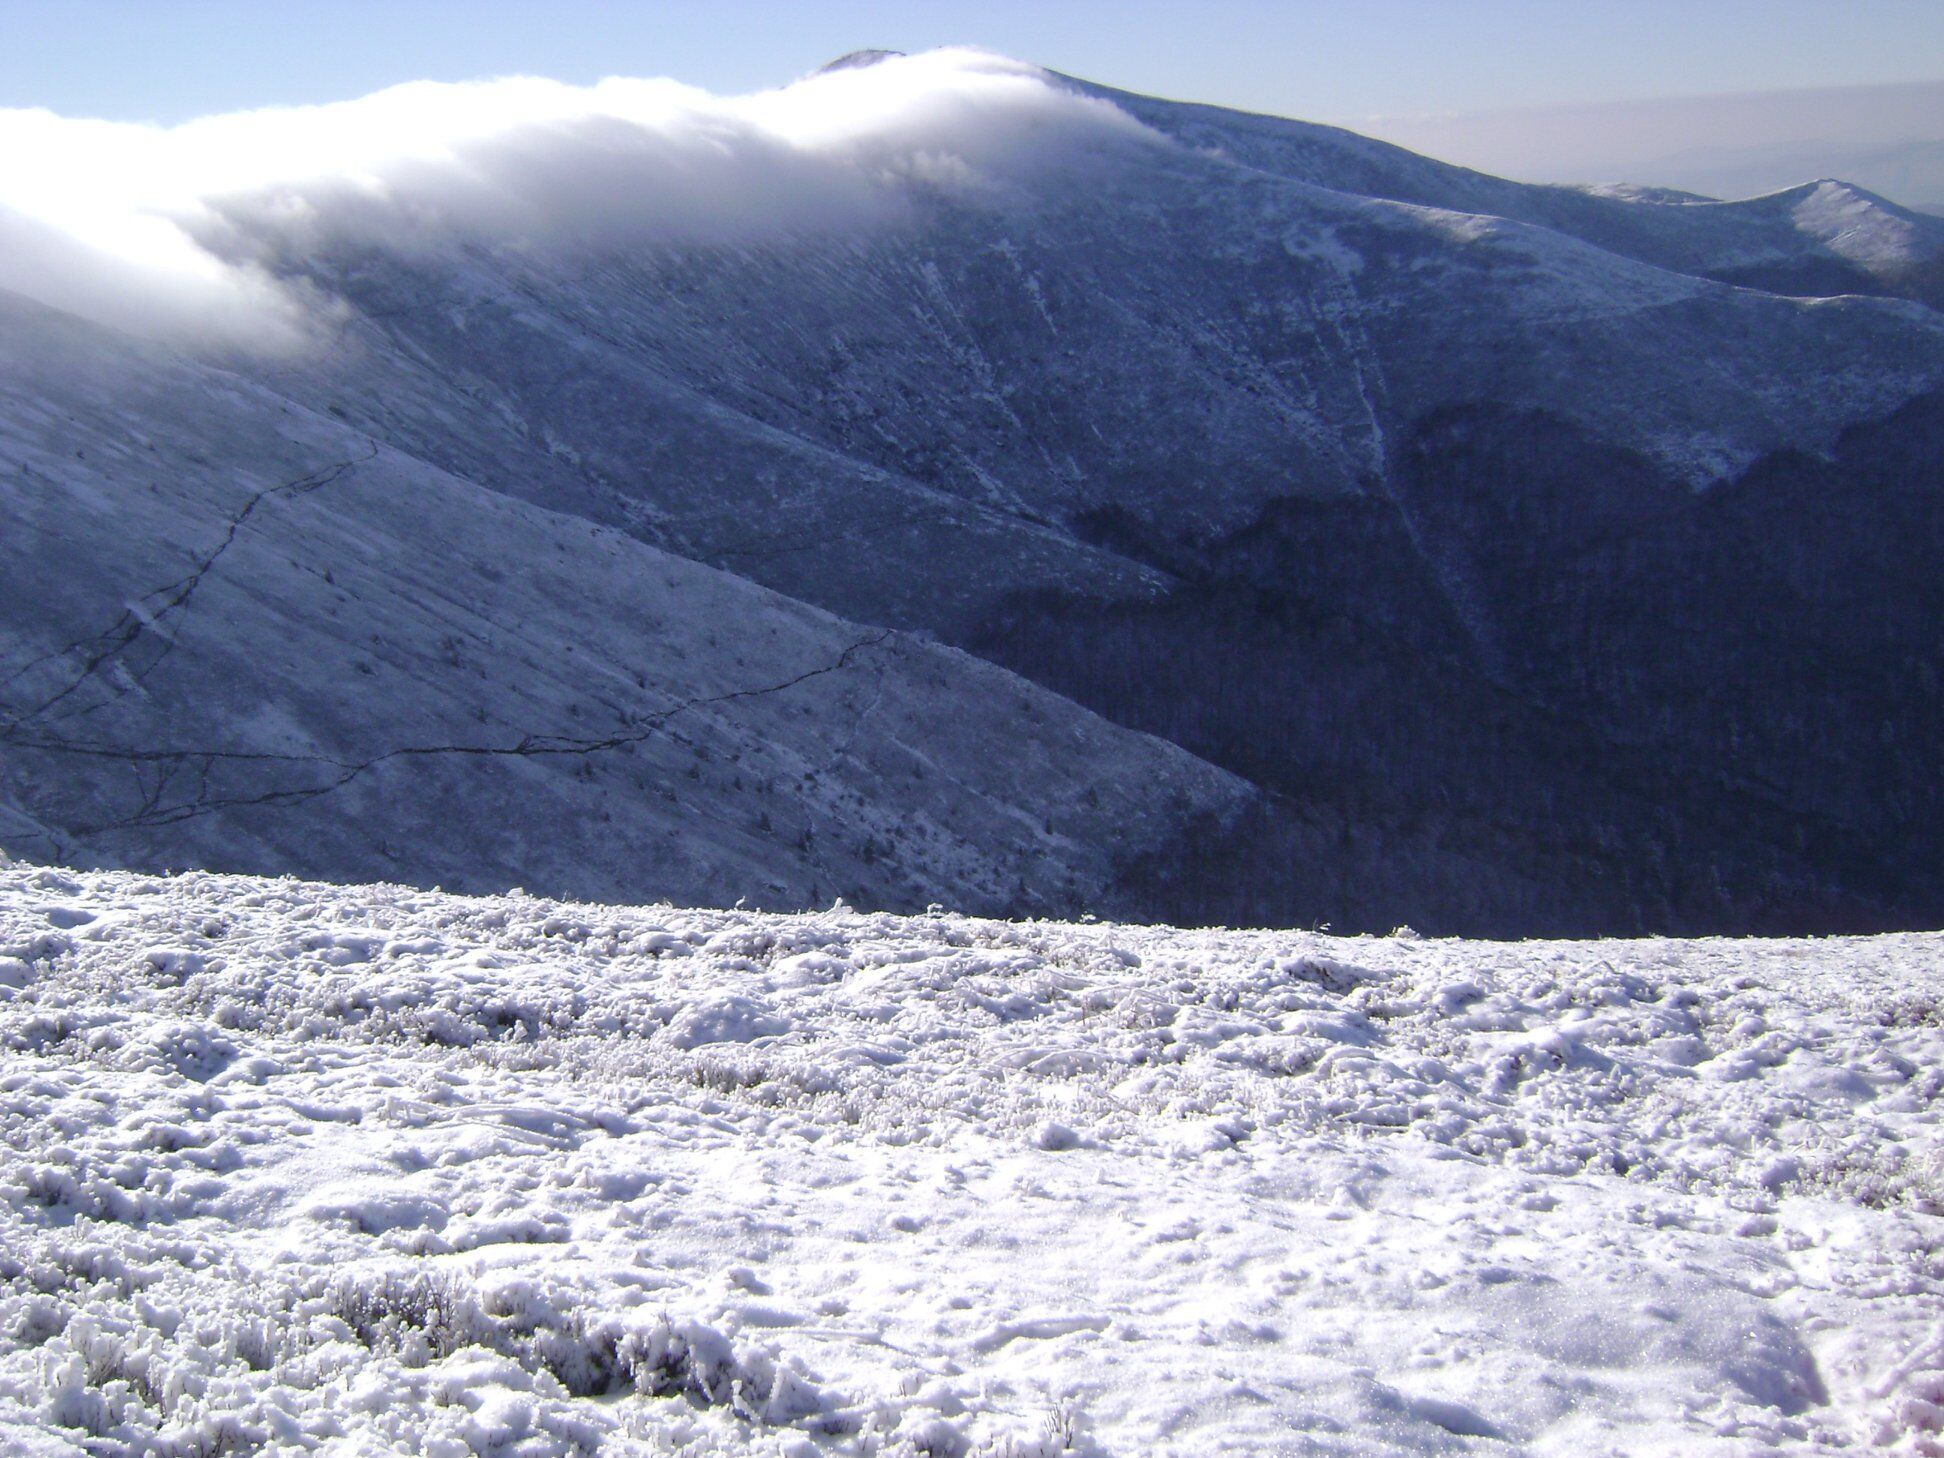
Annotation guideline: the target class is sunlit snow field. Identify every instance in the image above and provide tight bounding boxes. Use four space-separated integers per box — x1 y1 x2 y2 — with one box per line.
0 856 1939 1454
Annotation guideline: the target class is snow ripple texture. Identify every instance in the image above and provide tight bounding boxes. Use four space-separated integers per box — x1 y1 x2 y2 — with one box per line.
0 858 1939 1455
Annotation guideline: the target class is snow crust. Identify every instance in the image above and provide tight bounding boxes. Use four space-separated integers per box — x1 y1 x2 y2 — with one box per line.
1 861 1939 1453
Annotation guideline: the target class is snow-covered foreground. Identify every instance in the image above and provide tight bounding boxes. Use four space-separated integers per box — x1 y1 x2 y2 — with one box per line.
0 859 1939 1456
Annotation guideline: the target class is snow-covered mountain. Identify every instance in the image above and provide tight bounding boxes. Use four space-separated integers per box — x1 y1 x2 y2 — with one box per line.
1 860 1939 1452
2 49 1942 931
1096 79 1944 307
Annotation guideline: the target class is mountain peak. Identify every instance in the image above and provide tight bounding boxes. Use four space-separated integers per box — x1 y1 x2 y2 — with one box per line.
818 49 907 74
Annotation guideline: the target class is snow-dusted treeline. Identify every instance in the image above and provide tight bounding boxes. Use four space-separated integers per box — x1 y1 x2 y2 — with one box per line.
0 858 1938 1453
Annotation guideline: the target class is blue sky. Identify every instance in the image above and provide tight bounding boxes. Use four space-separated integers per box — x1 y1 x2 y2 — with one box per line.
1 0 1940 124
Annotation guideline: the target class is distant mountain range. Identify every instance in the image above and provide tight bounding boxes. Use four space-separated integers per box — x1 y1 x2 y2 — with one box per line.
3 50 1942 933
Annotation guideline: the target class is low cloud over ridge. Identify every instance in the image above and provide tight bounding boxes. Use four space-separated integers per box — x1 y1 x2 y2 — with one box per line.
0 49 1150 350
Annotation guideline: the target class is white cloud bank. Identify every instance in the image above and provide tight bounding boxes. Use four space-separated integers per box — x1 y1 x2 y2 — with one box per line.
0 49 1150 351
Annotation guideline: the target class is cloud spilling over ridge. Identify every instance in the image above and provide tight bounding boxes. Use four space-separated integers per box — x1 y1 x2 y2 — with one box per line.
0 49 1151 351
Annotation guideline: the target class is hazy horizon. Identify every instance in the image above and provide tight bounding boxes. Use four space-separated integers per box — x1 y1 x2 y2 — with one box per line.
1335 77 1944 213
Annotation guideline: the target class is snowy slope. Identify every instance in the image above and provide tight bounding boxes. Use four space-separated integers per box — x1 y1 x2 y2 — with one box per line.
0 290 1247 917
0 859 1940 1454
1091 78 1944 307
